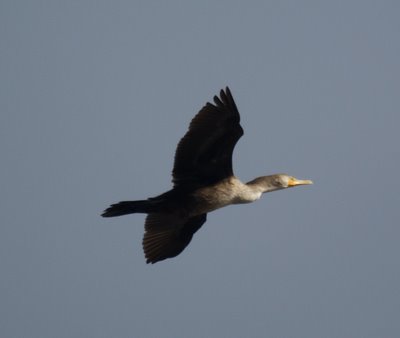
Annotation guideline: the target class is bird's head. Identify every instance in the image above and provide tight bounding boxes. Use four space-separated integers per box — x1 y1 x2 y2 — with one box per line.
247 174 313 193
271 174 313 190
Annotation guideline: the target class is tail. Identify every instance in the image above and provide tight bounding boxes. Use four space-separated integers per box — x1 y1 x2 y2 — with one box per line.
102 200 152 217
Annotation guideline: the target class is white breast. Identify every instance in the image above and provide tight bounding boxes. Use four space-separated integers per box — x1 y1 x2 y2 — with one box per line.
193 177 262 214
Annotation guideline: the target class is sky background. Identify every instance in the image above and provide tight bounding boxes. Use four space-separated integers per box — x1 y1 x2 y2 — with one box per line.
1 1 400 337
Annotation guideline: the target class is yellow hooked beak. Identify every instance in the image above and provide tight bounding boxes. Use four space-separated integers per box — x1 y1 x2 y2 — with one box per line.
288 177 313 187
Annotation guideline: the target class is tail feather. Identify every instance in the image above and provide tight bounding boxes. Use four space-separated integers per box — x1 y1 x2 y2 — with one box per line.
102 200 151 217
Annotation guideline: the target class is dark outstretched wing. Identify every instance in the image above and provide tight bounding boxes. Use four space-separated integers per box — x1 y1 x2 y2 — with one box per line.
172 87 244 188
142 213 207 264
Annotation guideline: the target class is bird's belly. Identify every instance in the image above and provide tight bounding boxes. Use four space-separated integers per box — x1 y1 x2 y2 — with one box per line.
190 194 234 215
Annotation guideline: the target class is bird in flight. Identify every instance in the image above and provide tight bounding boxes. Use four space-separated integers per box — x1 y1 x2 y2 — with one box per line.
102 87 312 264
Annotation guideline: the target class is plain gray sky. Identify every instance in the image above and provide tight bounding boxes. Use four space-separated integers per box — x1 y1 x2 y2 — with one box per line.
1 1 400 337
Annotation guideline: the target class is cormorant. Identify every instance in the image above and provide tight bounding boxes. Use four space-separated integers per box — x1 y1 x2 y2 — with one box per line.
102 87 312 263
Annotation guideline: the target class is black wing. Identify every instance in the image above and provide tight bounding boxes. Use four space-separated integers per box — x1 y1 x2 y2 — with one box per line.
142 213 207 264
172 87 244 188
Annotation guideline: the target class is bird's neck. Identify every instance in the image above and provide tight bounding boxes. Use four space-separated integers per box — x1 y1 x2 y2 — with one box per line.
246 175 283 193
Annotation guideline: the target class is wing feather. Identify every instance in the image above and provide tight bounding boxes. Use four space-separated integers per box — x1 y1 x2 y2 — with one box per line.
143 213 207 264
172 87 243 188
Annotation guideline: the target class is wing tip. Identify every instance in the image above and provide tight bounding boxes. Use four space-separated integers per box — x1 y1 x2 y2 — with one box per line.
222 86 231 97
214 86 230 106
